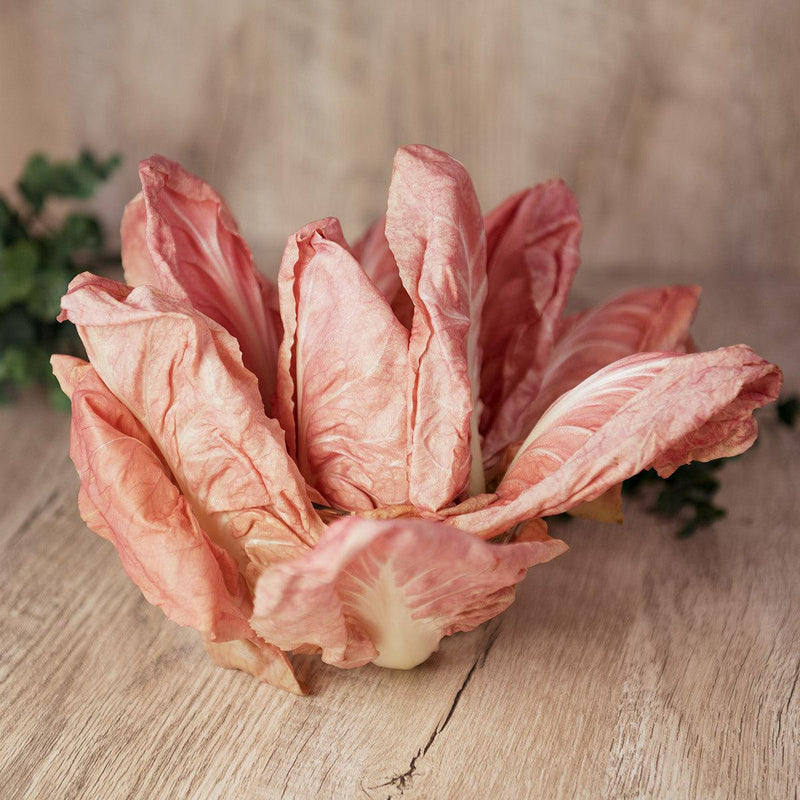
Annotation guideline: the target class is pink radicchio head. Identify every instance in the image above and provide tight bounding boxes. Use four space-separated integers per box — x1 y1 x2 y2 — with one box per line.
54 146 782 694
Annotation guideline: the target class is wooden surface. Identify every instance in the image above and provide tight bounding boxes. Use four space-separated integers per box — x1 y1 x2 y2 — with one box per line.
2 0 800 279
0 267 797 799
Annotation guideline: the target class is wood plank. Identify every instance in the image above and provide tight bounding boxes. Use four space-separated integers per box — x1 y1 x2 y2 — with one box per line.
405 421 799 799
1 269 797 798
0 393 72 551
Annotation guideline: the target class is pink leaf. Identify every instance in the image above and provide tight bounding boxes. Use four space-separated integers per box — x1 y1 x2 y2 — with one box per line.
64 363 254 641
275 217 348 459
351 216 416 329
251 516 566 669
528 285 701 426
59 273 322 575
451 347 782 538
479 181 581 466
130 156 282 412
203 637 304 695
120 192 158 288
386 145 488 508
351 215 415 329
277 228 409 510
351 216 402 303
51 354 92 399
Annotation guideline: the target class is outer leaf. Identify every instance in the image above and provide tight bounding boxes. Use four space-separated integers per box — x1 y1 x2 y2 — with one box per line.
203 637 304 695
56 359 253 641
130 156 281 411
386 145 488 508
59 273 322 575
527 286 700 523
277 228 409 510
251 516 567 669
50 354 91 399
479 182 581 466
528 285 701 427
451 347 782 538
121 192 157 287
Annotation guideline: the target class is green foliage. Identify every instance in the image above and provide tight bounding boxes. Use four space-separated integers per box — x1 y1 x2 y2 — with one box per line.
16 151 121 214
0 150 120 405
776 395 799 428
0 240 38 308
623 459 729 538
620 394 797 537
0 196 27 244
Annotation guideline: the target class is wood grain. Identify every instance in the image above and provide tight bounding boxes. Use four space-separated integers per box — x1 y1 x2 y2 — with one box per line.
1 0 799 279
1 267 797 799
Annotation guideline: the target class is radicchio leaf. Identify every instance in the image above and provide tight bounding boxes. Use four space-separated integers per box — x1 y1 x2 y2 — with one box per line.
250 516 566 669
203 637 304 695
528 285 701 427
59 273 322 576
351 216 402 304
124 156 282 412
479 181 581 466
275 217 347 461
452 347 782 538
276 228 409 510
52 357 254 641
386 145 488 508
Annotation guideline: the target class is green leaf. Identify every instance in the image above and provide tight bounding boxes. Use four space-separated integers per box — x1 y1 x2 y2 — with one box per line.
78 150 122 181
777 395 799 428
17 150 122 213
16 154 52 213
623 458 729 538
0 345 39 386
677 503 726 539
0 193 26 245
621 468 661 497
26 262 73 321
39 212 105 292
0 306 37 348
1 148 106 401
54 213 104 254
0 240 39 309
52 320 85 359
48 378 72 410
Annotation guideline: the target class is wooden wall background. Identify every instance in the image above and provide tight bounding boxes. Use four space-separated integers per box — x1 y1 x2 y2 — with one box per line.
2 0 799 280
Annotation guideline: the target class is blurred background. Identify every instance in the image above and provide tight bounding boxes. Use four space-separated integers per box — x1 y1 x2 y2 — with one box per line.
2 0 799 279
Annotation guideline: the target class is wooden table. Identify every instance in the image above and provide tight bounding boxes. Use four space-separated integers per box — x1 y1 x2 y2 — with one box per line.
1 269 798 799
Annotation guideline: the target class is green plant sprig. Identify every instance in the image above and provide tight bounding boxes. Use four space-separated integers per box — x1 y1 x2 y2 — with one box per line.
776 395 799 428
0 150 120 406
622 459 729 538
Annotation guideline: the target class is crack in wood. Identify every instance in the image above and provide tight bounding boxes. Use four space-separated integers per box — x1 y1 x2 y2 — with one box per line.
370 621 502 798
280 716 322 799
